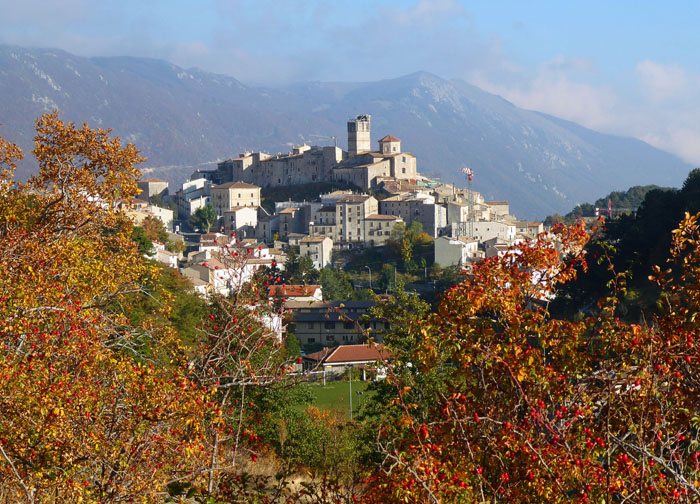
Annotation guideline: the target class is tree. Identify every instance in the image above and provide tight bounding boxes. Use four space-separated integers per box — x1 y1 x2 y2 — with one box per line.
282 247 319 285
320 268 354 301
362 216 700 503
0 113 213 503
141 214 169 243
131 225 154 255
190 203 217 233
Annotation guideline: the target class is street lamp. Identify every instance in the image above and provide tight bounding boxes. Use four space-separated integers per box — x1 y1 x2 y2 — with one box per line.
365 265 372 290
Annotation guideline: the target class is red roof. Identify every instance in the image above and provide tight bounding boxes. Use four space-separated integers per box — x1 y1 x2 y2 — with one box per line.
268 285 321 298
378 135 401 143
305 344 392 364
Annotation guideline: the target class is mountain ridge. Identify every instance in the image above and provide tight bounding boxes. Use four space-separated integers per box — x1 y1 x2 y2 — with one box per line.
0 45 690 219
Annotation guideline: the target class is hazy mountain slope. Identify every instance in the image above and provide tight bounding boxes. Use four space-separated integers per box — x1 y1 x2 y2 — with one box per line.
0 46 691 218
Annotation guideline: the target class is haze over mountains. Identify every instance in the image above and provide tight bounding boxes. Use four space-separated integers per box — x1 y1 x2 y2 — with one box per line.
0 44 691 219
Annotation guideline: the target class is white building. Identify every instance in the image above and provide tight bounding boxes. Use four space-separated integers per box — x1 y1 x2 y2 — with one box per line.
471 221 516 243
299 236 333 269
434 236 480 267
224 206 258 237
175 178 211 218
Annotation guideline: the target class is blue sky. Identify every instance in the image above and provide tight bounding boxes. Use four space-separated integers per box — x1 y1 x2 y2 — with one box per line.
2 0 699 163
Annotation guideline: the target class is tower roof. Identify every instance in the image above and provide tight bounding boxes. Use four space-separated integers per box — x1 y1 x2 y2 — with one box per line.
378 135 401 143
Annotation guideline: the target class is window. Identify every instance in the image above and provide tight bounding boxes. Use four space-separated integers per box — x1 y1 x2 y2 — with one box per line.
402 168 406 174
344 322 354 329
308 338 315 343
402 156 406 162
238 193 241 198
325 322 336 329
307 322 315 329
393 147 396 152
327 335 335 341
384 322 390 329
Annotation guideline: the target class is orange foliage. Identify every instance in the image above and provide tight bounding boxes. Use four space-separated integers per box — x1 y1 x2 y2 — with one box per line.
366 218 700 503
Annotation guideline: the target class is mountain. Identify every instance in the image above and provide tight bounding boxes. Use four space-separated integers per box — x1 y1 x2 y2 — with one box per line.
0 45 691 219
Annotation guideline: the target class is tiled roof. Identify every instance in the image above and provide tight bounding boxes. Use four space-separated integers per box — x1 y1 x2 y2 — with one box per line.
378 135 401 142
365 214 400 220
300 236 328 243
214 181 261 189
305 344 392 364
338 195 370 203
224 206 256 212
279 207 299 214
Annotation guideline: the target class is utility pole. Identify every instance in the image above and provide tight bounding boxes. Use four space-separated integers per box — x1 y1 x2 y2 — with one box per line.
349 367 353 420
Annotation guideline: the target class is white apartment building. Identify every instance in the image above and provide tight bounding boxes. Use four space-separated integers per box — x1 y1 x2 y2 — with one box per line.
175 178 211 218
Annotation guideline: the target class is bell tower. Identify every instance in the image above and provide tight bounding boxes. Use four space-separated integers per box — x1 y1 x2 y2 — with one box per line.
347 114 371 157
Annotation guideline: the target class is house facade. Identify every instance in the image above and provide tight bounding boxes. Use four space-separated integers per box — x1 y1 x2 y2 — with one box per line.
299 236 333 269
434 236 480 267
362 214 402 247
211 182 261 217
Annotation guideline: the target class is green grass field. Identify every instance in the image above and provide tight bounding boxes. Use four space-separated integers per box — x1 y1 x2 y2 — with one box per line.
306 380 372 419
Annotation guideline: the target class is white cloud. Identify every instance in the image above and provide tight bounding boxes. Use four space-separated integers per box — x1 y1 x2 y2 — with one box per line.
471 57 618 131
636 59 691 101
470 56 700 166
394 0 466 27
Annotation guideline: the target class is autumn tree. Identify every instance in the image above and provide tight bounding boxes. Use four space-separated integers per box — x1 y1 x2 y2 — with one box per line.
0 113 213 503
361 215 700 503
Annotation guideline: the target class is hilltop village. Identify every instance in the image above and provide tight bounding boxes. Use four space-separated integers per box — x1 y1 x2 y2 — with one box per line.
129 114 543 351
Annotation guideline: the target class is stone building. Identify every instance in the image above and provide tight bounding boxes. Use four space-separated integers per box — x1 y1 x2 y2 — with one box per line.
215 145 344 188
191 114 420 191
336 195 378 247
363 214 402 247
333 126 418 190
137 178 168 199
379 193 446 237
